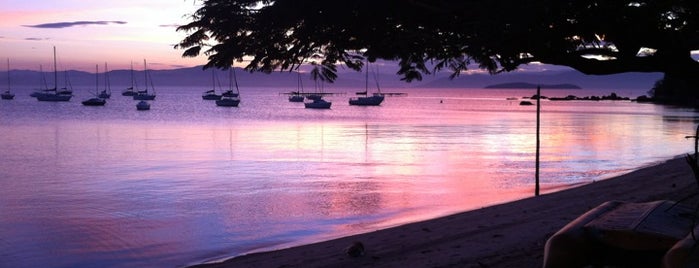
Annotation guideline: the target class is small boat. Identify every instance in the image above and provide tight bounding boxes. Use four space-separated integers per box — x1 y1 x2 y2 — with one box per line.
289 72 305 102
216 68 241 107
304 98 332 109
2 59 14 100
215 97 240 107
0 90 13 100
202 70 223 100
121 87 137 96
349 60 384 106
82 64 106 106
519 101 534 106
305 94 323 101
305 68 332 109
133 60 156 100
122 62 138 96
349 93 384 106
82 97 106 106
289 95 304 102
133 90 156 100
202 89 221 100
98 90 111 99
37 47 72 102
98 63 111 99
136 100 150 110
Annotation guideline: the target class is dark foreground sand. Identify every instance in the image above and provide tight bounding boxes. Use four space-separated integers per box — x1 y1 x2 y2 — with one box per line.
190 156 697 268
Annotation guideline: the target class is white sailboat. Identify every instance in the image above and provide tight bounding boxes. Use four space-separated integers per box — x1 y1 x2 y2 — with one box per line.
216 68 241 107
133 59 156 100
349 60 384 106
202 69 222 100
122 62 137 96
304 75 331 109
136 100 150 110
2 58 14 100
82 64 106 106
36 47 72 102
98 62 111 99
288 72 304 102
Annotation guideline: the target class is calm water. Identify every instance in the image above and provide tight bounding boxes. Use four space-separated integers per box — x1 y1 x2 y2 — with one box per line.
1 86 697 267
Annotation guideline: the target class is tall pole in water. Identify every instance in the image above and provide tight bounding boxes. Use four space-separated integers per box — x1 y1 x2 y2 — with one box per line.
535 85 541 196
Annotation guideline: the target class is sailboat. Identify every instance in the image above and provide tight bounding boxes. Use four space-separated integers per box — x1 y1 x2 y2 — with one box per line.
82 64 106 106
98 63 111 99
349 60 384 106
304 79 331 109
202 69 222 100
2 59 15 100
288 72 305 102
36 47 72 102
216 68 241 107
136 100 150 110
133 59 156 100
122 62 137 96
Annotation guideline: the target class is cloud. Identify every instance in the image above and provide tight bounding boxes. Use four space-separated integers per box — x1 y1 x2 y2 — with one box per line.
25 37 50 41
24 21 127 29
159 24 180 28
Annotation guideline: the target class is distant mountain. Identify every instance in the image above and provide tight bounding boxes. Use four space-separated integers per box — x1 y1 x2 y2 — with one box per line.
6 65 663 93
484 82 581 89
420 70 663 91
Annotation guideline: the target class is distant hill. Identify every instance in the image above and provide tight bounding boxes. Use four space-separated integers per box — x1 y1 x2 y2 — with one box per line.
420 70 663 90
484 82 581 89
6 64 663 92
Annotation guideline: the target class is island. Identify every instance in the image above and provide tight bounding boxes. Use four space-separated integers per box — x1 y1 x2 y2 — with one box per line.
484 82 582 89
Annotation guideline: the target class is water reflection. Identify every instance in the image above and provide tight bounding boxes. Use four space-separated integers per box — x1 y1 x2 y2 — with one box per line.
1 89 698 267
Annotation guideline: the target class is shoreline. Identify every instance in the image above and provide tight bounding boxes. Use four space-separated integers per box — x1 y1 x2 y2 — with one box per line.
188 156 697 268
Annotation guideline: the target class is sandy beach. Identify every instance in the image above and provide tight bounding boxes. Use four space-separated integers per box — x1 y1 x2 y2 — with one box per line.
189 156 697 268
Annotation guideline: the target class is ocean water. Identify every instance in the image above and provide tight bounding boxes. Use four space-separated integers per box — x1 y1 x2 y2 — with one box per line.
0 85 697 267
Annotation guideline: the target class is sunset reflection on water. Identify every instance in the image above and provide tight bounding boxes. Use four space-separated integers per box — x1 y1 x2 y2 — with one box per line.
0 87 697 267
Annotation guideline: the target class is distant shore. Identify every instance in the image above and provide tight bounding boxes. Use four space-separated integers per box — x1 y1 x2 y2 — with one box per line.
188 156 696 268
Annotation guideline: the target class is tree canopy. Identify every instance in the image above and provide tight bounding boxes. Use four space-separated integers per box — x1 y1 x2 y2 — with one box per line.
176 0 699 83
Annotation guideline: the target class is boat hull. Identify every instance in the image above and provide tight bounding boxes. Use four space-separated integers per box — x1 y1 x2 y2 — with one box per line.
82 98 106 106
349 95 384 106
216 98 240 107
136 101 150 110
133 94 156 100
288 95 304 102
304 99 332 109
36 93 72 102
122 89 137 96
1 92 14 100
202 94 222 100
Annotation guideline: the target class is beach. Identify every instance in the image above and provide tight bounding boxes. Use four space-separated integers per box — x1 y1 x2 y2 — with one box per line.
190 156 697 268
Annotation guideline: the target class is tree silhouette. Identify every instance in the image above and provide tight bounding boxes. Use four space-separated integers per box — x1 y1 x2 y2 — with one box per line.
176 0 699 99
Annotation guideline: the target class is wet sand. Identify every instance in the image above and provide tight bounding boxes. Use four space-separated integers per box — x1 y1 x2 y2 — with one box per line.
189 156 697 268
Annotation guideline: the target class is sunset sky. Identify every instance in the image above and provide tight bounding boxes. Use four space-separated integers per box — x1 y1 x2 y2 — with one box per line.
3 1 697 75
0 1 207 71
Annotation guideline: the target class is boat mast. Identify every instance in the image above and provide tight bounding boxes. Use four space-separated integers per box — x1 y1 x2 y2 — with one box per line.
95 64 99 94
231 67 239 93
143 59 147 91
105 62 110 93
130 61 134 89
53 46 57 91
6 58 9 92
365 59 369 93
